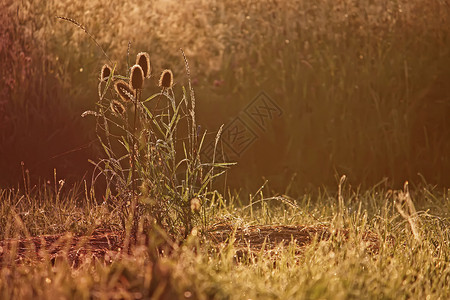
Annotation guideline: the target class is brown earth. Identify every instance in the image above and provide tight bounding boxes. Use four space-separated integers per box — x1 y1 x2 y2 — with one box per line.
207 224 381 259
0 225 381 267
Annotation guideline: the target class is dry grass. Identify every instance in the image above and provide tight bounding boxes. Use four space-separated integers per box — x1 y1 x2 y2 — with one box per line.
0 182 449 299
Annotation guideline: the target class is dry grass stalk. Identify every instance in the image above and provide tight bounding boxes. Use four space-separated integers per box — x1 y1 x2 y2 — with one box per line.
395 181 422 243
56 16 112 65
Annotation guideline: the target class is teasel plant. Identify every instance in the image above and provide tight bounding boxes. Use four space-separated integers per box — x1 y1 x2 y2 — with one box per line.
59 16 234 242
95 53 234 243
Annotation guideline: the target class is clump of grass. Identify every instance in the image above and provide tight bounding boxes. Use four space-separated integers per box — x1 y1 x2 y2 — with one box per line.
57 16 233 240
82 45 232 240
0 181 119 240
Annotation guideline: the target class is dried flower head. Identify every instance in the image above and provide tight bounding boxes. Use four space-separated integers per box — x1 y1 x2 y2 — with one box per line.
110 100 126 116
136 52 151 78
114 80 135 102
159 69 174 88
190 197 201 212
100 64 112 82
130 64 145 90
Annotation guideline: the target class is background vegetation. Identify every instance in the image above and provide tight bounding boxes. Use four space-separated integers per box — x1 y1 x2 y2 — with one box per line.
1 0 450 193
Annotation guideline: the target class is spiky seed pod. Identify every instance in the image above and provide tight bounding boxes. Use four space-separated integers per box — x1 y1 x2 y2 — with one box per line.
159 69 173 88
130 65 144 90
114 80 135 102
136 52 151 78
100 64 112 82
110 99 126 116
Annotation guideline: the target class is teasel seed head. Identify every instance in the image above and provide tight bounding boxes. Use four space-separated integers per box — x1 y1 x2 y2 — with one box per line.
110 99 126 116
159 69 173 89
136 52 151 78
114 80 135 102
100 64 112 82
130 64 145 90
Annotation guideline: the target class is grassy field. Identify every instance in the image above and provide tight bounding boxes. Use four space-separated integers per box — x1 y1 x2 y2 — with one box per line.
1 0 450 298
1 181 449 299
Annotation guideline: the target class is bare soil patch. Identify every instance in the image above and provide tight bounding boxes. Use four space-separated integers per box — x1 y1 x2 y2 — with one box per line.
207 224 381 257
0 225 380 266
0 229 123 267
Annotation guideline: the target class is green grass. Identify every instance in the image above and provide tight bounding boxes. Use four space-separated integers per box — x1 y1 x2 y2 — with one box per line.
1 182 449 299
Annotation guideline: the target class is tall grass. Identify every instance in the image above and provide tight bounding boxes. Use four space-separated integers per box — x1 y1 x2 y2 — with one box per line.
2 0 449 192
75 34 232 238
0 1 96 187
197 0 450 192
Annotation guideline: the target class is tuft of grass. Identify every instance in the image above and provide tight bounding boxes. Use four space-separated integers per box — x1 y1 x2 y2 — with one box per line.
80 44 233 240
0 182 119 240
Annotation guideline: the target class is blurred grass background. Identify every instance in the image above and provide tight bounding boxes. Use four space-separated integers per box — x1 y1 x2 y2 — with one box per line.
1 0 449 194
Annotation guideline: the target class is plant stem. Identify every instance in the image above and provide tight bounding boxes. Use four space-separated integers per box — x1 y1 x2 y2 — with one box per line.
127 90 140 247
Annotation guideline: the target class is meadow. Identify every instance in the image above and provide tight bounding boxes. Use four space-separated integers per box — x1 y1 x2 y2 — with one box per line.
1 180 449 299
1 0 450 299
